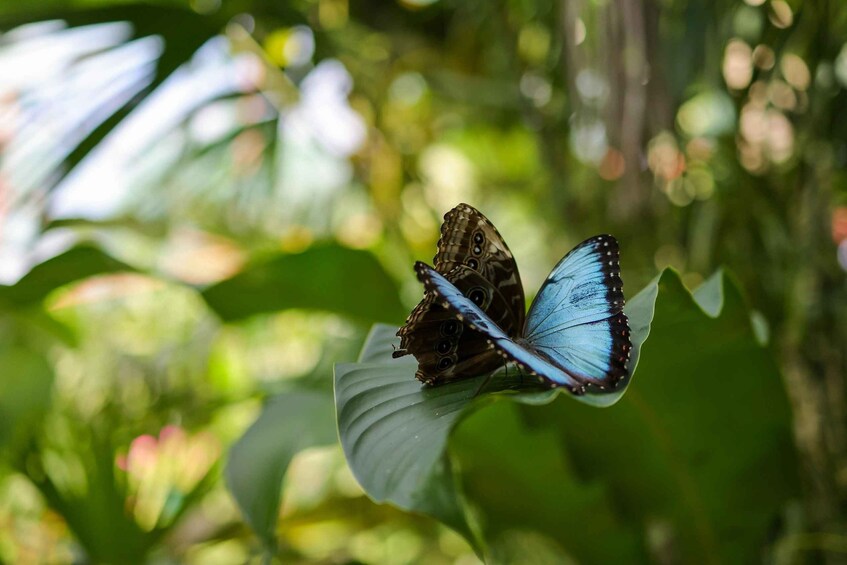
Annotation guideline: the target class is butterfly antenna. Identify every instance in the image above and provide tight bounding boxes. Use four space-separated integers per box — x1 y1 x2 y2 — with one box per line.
503 358 509 388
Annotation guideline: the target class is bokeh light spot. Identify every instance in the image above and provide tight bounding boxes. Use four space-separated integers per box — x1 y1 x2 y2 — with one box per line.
389 72 427 106
648 132 685 181
739 103 794 169
520 72 552 107
769 1 794 29
748 80 768 105
598 147 626 181
264 26 314 67
569 116 608 165
336 211 383 249
666 177 696 206
576 68 609 104
835 46 847 87
685 137 715 162
833 207 847 243
723 39 753 90
159 229 245 285
765 110 794 163
419 144 477 210
677 91 736 137
768 80 796 111
781 53 811 91
688 166 715 200
518 23 551 65
752 44 775 70
574 18 587 46
733 6 764 40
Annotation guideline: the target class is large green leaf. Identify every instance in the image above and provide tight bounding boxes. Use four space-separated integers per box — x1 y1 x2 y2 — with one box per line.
333 347 480 545
334 269 799 562
225 390 338 552
202 243 406 324
333 273 659 554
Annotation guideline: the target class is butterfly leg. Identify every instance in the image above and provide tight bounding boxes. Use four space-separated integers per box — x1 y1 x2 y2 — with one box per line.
473 369 498 397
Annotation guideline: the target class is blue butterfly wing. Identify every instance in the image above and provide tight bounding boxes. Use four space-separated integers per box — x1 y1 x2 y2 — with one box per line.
523 234 631 389
415 262 589 393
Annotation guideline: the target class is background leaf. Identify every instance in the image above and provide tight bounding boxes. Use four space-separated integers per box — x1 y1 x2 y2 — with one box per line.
450 401 646 562
202 243 406 324
225 389 338 552
0 347 54 451
0 245 133 307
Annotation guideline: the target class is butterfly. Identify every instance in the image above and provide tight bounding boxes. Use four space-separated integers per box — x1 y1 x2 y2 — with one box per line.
397 203 632 395
392 203 526 385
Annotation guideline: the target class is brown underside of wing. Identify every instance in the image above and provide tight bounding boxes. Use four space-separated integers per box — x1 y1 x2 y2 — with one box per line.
395 203 526 385
395 266 519 385
434 203 525 329
395 298 503 385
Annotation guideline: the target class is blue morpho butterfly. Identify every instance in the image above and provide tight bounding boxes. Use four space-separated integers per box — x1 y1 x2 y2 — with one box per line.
393 203 631 395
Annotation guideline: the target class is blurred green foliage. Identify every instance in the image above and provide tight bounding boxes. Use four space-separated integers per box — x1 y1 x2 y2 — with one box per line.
0 0 845 563
202 244 406 323
227 390 337 553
